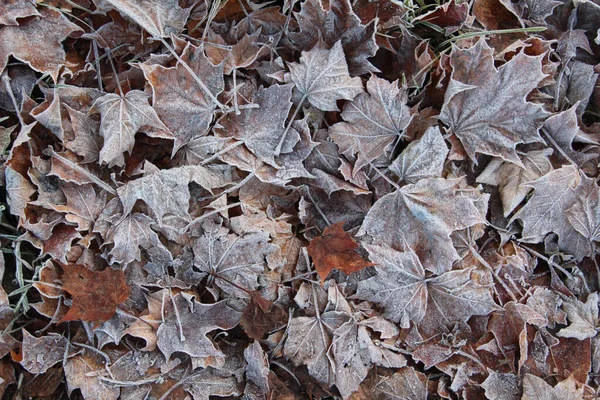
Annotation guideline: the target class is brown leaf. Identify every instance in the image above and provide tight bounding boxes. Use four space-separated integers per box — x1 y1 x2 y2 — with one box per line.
140 42 224 152
329 75 412 172
20 331 66 375
0 0 40 26
92 90 174 167
0 8 81 82
288 40 363 111
240 292 288 341
307 222 374 283
59 263 130 325
439 38 548 165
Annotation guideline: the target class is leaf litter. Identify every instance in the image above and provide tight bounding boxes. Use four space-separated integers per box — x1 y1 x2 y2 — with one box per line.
0 0 599 399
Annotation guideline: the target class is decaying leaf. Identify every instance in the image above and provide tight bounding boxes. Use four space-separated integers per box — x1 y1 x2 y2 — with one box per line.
307 221 374 283
439 39 548 164
288 40 363 111
329 75 412 172
59 263 130 325
93 90 174 167
355 244 499 329
156 292 241 360
358 178 486 274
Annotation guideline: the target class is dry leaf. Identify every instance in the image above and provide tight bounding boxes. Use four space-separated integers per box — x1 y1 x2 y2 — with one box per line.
307 221 374 283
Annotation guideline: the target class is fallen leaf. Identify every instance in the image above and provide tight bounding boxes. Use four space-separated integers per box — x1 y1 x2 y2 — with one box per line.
439 38 548 165
307 221 374 283
557 293 599 340
92 90 174 167
288 40 363 111
59 263 130 325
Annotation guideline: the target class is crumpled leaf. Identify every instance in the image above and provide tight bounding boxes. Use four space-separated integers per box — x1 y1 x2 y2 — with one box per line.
288 0 378 75
101 0 192 38
0 8 81 81
557 292 599 340
307 221 374 283
511 165 592 258
329 75 412 172
193 219 276 298
288 40 363 112
92 90 174 167
156 292 241 361
390 126 448 184
117 164 230 225
355 244 499 329
358 178 486 274
477 149 553 216
439 39 548 165
140 42 224 153
59 263 130 325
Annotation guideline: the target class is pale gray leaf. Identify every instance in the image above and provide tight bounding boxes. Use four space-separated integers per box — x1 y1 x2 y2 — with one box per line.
390 126 448 183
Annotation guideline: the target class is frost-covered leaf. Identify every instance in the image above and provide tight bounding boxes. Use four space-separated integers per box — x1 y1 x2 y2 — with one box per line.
557 293 599 340
193 220 276 298
358 178 485 274
101 0 192 38
20 331 67 375
355 245 499 329
5 165 35 223
289 0 378 75
117 165 230 225
373 367 428 400
480 371 520 400
567 183 600 245
93 90 174 167
141 43 224 153
329 75 412 171
216 84 297 167
439 39 548 164
288 40 363 111
477 149 553 216
511 165 592 258
522 374 584 400
156 292 241 361
244 341 269 393
390 126 448 184
0 8 81 81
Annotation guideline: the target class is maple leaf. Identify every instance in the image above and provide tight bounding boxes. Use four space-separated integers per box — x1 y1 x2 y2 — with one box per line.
567 184 600 246
240 292 288 341
193 220 276 298
358 178 486 274
5 165 35 224
390 126 449 184
63 106 102 164
522 374 584 400
156 292 241 361
140 43 225 153
0 8 81 82
289 0 378 75
288 40 363 112
373 367 428 400
480 371 520 400
48 183 107 232
542 105 599 166
557 293 599 340
329 75 412 172
59 263 130 325
355 244 499 329
476 149 554 216
100 0 192 38
215 84 298 167
92 90 174 167
117 164 230 225
244 341 270 393
439 39 548 165
307 221 374 283
511 165 592 258
64 350 120 400
499 0 562 25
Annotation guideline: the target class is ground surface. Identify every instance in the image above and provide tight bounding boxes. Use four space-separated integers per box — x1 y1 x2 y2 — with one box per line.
0 0 600 399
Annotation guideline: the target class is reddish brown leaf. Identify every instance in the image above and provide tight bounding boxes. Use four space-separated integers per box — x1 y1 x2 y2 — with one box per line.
59 263 129 325
240 292 288 341
307 221 374 283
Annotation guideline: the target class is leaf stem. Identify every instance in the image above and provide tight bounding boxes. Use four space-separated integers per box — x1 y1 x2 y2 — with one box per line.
274 94 307 156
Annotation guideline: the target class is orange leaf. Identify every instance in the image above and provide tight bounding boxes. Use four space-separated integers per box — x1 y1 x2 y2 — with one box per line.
59 264 129 326
307 222 374 284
